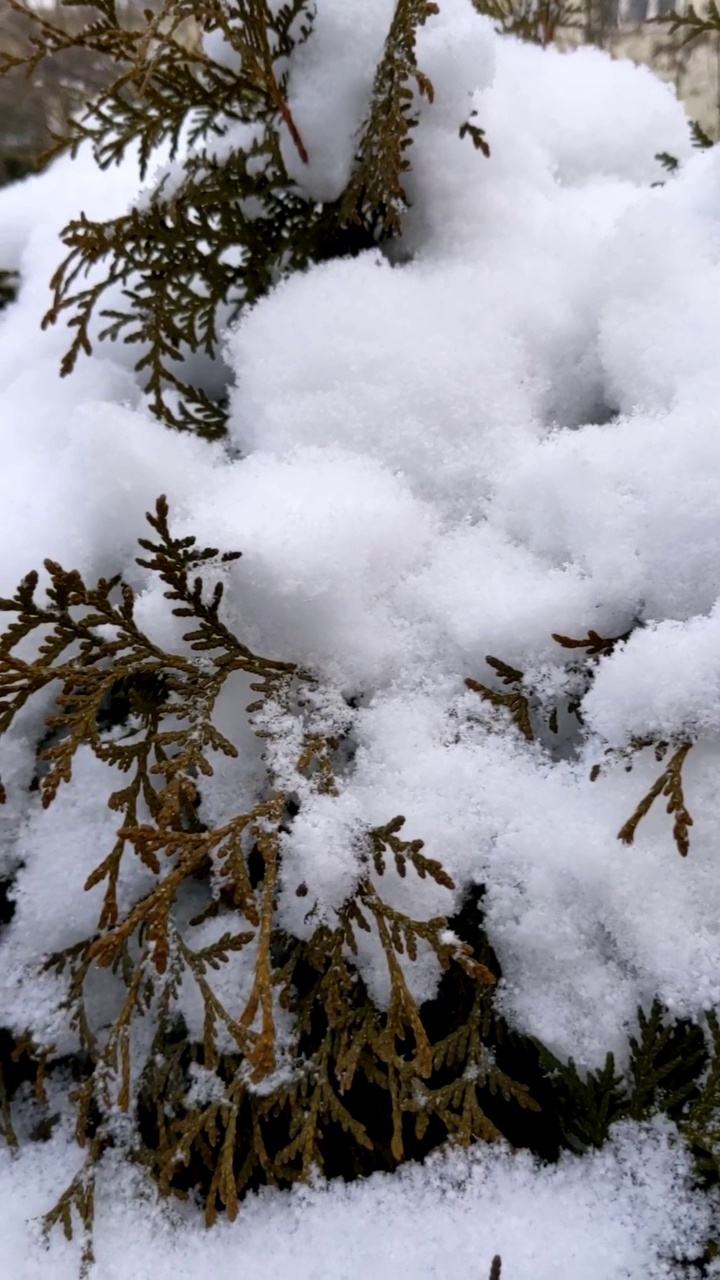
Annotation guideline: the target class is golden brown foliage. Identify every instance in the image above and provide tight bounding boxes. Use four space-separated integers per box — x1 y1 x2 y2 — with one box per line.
0 499 536 1255
614 739 694 856
468 630 696 857
466 657 534 743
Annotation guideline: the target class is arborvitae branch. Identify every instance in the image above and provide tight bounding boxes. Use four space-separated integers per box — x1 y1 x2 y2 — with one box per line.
0 497 532 1249
551 627 633 659
690 118 714 149
472 0 582 44
682 1011 720 1186
655 1 720 46
534 1042 627 1149
338 0 439 238
618 740 694 856
0 1 320 434
0 0 460 433
655 150 680 173
466 657 534 742
628 999 707 1122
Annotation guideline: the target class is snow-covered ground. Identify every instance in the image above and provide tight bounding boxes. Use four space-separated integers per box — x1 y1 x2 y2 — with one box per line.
1 0 720 1273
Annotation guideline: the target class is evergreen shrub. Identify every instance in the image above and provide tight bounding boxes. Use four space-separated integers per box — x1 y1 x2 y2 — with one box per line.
0 1 719 1273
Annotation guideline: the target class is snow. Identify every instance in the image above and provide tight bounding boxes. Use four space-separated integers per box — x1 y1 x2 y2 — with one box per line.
282 0 398 198
0 1116 712 1279
0 0 719 1272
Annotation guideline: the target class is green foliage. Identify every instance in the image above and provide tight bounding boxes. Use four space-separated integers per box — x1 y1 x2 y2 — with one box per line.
535 999 709 1152
656 150 681 173
690 118 715 149
0 268 18 312
0 0 490 437
535 1044 627 1151
655 0 720 45
654 117 714 185
627 1000 708 1122
339 0 439 237
471 0 582 45
684 1012 720 1184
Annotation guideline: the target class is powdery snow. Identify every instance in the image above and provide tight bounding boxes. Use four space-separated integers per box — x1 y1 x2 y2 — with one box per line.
0 0 718 1272
0 1115 712 1279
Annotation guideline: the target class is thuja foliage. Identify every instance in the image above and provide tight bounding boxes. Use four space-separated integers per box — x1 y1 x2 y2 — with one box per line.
656 0 720 44
2 2 719 1270
0 0 490 437
535 1000 720 1265
0 267 18 312
655 114 715 183
472 0 582 46
467 624 696 857
535 999 709 1152
0 499 541 1261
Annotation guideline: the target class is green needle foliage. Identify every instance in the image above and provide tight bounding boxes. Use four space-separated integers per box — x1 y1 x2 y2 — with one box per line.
472 0 582 45
0 268 18 312
0 0 486 437
655 0 720 45
535 999 710 1153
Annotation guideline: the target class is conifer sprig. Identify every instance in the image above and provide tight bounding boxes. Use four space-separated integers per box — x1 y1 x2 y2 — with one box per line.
617 739 694 856
472 0 582 44
0 498 530 1249
466 658 534 743
465 632 697 857
339 0 439 238
20 0 322 435
2 0 485 435
654 0 720 46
